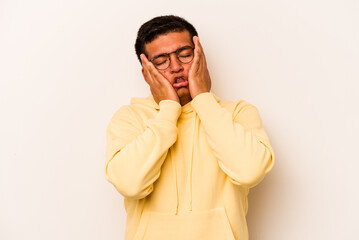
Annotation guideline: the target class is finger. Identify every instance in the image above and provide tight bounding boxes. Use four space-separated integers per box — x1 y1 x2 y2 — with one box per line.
189 46 200 75
140 53 150 64
196 37 208 65
140 54 156 74
193 37 206 61
141 54 156 85
192 37 206 73
193 37 201 59
193 36 205 56
147 63 164 85
140 54 151 77
141 54 158 76
141 54 170 88
141 54 159 78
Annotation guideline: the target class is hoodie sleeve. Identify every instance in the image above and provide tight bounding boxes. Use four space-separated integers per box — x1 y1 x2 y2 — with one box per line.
104 100 182 199
191 92 275 188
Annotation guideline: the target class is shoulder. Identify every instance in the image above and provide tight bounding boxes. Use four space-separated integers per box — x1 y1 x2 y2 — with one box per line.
109 95 158 125
214 93 257 118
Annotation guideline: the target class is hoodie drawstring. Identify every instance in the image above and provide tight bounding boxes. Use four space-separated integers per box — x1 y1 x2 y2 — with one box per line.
188 113 198 211
170 146 179 215
171 110 198 215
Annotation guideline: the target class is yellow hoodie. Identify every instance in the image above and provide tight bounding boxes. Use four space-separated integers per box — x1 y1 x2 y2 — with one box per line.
104 92 275 240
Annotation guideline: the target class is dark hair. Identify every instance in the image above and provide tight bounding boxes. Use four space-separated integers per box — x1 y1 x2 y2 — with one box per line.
135 15 198 63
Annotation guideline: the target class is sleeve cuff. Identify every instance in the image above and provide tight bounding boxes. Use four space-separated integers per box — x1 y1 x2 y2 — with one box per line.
191 92 220 117
156 100 182 123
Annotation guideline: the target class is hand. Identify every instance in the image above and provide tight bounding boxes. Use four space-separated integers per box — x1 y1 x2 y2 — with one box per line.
188 36 212 99
140 54 180 105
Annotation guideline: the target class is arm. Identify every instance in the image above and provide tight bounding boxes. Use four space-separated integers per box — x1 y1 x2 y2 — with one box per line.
104 52 182 200
191 92 275 188
104 100 181 199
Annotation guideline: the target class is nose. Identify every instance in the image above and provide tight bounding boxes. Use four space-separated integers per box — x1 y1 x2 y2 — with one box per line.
169 54 183 73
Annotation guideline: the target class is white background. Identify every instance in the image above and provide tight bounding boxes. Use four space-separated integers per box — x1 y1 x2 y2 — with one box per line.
1 0 358 239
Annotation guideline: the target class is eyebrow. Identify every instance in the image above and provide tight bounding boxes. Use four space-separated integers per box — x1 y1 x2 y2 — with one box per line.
151 45 193 60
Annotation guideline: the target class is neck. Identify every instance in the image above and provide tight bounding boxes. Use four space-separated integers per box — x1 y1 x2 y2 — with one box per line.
179 95 192 106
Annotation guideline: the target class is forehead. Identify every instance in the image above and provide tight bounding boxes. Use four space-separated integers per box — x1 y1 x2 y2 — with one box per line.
145 31 193 59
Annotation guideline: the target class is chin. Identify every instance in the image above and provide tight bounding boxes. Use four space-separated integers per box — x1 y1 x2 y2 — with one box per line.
177 89 192 100
176 87 189 94
176 85 189 90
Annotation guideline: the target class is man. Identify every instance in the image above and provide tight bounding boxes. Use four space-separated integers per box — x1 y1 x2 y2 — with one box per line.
104 15 275 240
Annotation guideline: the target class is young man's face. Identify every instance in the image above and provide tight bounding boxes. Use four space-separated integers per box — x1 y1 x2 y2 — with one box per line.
144 30 194 104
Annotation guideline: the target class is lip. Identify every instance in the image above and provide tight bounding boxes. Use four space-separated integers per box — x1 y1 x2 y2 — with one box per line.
173 76 188 88
173 80 189 88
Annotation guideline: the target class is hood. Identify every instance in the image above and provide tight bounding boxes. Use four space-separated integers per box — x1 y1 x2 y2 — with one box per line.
130 94 160 109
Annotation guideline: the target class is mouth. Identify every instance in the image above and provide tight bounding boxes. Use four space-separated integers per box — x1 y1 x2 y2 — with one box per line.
173 77 189 88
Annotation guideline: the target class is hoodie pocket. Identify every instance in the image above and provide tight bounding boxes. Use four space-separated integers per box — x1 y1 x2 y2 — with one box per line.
133 207 235 240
